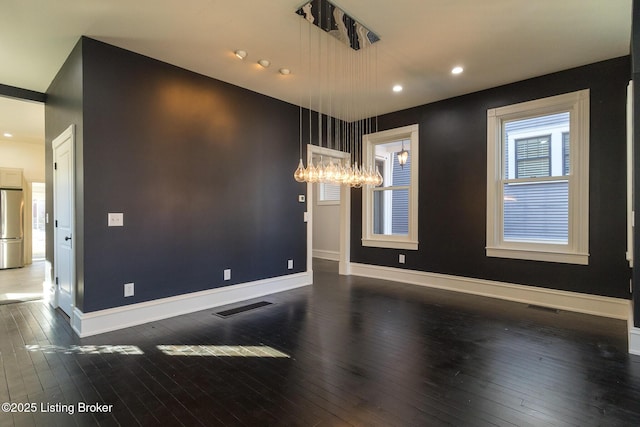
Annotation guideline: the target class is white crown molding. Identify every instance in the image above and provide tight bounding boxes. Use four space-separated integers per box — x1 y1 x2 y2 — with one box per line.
349 262 629 320
72 272 312 337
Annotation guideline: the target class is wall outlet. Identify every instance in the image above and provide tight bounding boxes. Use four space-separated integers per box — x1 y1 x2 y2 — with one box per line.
224 269 231 281
399 254 406 264
288 259 294 270
124 282 134 297
108 212 124 227
298 195 306 203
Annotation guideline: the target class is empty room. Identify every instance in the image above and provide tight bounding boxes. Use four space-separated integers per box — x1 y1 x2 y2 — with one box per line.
0 1 639 425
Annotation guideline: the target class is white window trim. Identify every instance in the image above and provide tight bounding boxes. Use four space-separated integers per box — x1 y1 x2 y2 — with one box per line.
362 124 419 250
486 90 589 264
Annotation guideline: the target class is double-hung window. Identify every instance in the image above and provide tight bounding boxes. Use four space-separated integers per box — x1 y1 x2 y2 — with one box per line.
362 124 419 250
486 90 589 264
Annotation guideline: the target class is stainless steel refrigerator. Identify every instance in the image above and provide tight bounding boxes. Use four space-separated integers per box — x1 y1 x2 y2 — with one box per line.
0 188 24 269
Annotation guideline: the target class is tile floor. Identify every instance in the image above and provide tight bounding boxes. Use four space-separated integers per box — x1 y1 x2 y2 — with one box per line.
0 260 44 304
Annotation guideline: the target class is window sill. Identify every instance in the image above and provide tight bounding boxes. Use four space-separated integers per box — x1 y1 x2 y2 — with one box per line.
362 239 418 250
486 246 589 265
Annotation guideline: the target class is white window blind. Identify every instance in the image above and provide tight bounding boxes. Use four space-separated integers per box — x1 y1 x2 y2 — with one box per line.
319 182 340 203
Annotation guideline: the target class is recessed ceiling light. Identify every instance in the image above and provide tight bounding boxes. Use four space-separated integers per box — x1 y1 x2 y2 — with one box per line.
279 68 291 75
3 133 12 138
451 66 464 75
392 85 403 93
234 50 247 60
258 59 270 68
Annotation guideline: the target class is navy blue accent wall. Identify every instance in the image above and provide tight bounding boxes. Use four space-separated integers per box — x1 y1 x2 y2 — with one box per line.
632 0 640 326
47 37 307 313
45 39 86 310
352 56 631 299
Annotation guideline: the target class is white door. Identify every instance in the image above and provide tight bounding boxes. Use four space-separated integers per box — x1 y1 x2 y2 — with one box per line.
53 125 75 317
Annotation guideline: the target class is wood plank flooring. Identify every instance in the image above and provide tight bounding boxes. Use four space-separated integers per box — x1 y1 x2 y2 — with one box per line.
0 259 639 426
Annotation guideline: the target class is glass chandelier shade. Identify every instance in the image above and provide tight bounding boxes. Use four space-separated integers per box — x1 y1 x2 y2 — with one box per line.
293 157 383 187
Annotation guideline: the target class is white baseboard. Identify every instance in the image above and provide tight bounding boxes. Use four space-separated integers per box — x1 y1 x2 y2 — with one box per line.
313 249 340 261
72 271 312 337
350 263 630 320
629 328 640 355
629 306 640 355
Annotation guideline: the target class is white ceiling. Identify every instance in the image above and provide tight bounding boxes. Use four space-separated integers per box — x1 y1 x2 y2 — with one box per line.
0 97 43 145
0 0 632 145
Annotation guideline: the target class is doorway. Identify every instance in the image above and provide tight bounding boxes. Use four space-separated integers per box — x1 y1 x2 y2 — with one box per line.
0 182 46 304
306 145 351 275
0 96 46 303
32 182 45 260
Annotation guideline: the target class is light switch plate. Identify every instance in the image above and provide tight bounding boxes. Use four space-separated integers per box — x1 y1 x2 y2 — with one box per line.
108 213 124 227
124 282 134 297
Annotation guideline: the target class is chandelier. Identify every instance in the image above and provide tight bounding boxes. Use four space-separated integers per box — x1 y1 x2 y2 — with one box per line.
293 0 383 188
294 156 382 187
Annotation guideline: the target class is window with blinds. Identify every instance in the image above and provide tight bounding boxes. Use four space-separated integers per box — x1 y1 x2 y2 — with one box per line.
318 182 340 204
515 135 551 178
486 90 589 264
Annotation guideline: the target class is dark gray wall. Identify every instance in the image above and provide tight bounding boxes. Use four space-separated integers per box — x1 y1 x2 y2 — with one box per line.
352 56 632 299
45 39 85 310
633 0 640 326
46 37 307 313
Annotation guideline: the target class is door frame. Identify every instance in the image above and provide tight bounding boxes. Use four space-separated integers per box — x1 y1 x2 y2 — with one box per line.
306 144 351 275
51 125 76 316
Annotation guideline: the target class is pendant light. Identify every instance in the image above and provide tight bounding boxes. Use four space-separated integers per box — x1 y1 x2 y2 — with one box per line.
293 0 382 188
397 141 409 168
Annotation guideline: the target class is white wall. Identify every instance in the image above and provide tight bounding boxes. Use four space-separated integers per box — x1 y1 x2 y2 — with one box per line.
313 183 340 260
0 140 45 182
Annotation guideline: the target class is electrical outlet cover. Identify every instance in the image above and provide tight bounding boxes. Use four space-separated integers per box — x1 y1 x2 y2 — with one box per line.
108 213 124 227
124 282 134 297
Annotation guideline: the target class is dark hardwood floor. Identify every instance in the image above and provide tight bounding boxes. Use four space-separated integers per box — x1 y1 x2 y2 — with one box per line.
1 259 639 426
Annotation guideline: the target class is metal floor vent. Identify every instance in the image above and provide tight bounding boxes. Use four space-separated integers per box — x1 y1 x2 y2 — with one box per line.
215 301 273 318
527 304 559 314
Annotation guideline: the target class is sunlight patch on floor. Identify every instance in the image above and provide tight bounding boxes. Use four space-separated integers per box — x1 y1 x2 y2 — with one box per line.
3 293 42 299
26 344 144 355
157 345 290 358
